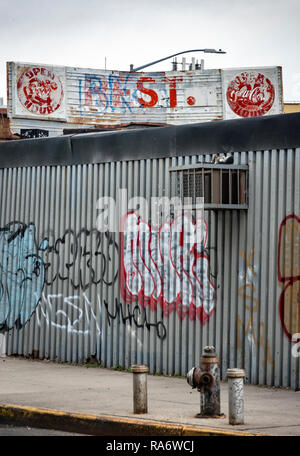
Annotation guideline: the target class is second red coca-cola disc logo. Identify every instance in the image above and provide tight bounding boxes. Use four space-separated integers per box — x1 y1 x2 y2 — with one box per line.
226 71 275 117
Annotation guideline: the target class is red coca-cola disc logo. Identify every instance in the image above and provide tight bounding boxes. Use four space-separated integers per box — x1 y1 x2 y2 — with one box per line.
17 67 64 116
226 72 275 117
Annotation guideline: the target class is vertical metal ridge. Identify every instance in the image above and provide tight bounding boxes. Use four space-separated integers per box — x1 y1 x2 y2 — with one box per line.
284 149 295 387
267 151 279 386
259 150 271 386
275 149 286 386
293 149 300 390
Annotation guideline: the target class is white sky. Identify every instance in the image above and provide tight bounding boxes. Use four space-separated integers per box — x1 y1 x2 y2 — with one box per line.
1 0 300 104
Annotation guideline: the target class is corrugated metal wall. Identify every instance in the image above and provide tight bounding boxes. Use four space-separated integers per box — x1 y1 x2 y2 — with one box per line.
0 148 299 389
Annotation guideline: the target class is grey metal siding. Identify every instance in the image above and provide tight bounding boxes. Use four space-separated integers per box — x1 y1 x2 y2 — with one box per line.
0 147 299 389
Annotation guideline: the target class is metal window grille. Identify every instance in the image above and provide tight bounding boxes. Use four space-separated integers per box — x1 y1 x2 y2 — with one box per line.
170 164 249 209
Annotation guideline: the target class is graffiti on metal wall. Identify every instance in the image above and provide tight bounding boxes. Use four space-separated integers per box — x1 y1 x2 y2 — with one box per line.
278 214 300 340
0 222 45 330
80 74 184 114
0 222 118 335
0 219 169 341
237 249 274 368
0 213 217 340
41 228 118 290
37 229 118 337
104 298 167 340
36 292 102 336
120 212 216 324
226 71 275 118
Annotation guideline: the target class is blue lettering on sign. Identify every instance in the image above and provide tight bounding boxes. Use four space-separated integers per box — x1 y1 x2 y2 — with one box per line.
85 75 109 113
108 74 133 113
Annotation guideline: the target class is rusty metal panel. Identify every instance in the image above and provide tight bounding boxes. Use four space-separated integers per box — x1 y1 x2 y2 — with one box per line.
0 108 18 141
7 62 283 137
0 148 299 389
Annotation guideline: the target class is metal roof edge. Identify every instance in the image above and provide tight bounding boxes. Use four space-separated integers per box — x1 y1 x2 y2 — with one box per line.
0 113 299 168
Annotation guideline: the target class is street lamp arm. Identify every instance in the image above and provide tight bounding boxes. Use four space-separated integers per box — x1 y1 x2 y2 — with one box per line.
129 48 226 72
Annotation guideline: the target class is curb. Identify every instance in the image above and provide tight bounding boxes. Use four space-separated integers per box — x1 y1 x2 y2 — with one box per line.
0 404 262 436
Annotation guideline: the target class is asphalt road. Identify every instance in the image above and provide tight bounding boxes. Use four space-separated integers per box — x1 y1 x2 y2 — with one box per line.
0 424 88 436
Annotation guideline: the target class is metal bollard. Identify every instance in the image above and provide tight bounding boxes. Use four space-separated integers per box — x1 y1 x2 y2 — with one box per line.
227 368 245 425
131 364 149 414
187 346 223 418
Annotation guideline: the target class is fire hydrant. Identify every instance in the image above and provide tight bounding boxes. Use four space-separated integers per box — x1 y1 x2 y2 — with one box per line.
187 346 223 418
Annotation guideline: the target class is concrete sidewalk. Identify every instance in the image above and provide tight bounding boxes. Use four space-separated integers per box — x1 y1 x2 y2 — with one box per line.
0 357 299 436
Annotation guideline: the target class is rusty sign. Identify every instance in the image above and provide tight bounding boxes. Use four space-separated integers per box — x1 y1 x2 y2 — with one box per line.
7 62 283 137
222 67 283 119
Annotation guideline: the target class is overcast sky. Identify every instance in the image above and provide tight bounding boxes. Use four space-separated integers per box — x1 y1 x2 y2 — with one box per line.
1 0 300 104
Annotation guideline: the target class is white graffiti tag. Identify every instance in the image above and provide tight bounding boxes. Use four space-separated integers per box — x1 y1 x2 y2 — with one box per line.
36 292 101 336
120 212 216 324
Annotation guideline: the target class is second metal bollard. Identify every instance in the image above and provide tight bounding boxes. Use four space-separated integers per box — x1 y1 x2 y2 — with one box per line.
227 368 245 425
131 364 149 414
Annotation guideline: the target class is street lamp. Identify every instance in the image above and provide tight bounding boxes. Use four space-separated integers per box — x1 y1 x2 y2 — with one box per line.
129 48 226 72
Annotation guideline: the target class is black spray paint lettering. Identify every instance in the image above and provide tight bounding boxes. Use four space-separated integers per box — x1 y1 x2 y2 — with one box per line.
104 298 167 340
0 221 119 333
40 229 118 290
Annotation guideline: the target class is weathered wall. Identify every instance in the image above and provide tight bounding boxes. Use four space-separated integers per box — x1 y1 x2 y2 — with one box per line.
0 109 16 141
7 62 283 137
284 103 300 114
0 148 299 389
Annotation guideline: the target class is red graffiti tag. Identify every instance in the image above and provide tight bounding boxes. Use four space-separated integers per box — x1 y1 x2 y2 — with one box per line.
278 214 300 341
17 67 64 116
226 72 275 118
120 212 216 324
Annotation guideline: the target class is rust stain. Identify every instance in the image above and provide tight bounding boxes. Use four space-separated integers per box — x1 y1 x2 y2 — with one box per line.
68 116 100 125
67 117 168 131
0 109 19 141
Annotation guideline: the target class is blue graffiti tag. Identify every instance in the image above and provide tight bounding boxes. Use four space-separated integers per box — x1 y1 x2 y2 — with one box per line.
0 222 45 330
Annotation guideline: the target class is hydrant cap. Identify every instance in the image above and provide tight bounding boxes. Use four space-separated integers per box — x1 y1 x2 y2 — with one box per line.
131 364 149 374
187 367 195 387
202 346 217 358
226 368 245 378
